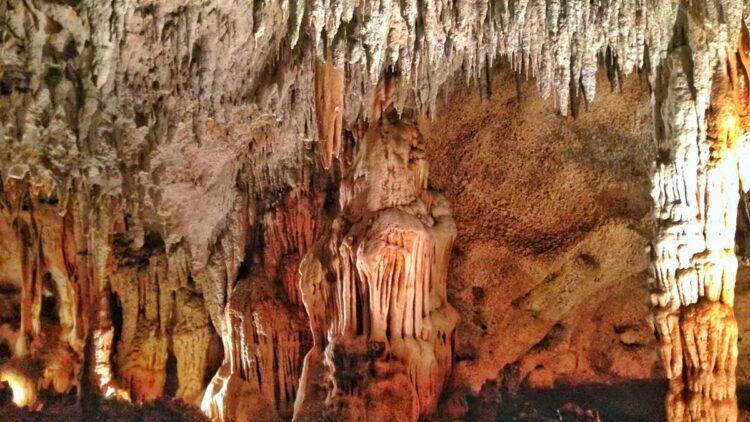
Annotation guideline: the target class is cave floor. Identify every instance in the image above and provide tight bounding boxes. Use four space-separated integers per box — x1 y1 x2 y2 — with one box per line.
496 381 750 421
6 381 750 421
498 380 668 421
0 393 208 421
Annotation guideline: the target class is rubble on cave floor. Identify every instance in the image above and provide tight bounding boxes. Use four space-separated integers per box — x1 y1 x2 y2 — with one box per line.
494 381 666 422
0 392 207 422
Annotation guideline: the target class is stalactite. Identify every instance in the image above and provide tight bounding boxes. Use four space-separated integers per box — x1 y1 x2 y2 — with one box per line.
262 190 325 297
315 59 344 169
172 289 214 404
202 189 322 421
78 195 123 399
107 233 220 405
110 246 171 403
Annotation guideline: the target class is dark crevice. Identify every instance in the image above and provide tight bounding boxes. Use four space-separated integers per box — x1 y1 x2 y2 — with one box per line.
109 289 124 354
163 351 179 397
41 273 59 323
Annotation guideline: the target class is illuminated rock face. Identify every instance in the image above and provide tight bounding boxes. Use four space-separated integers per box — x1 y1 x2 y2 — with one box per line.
109 236 219 404
294 108 458 420
0 196 222 407
202 190 322 421
0 197 91 409
648 8 750 420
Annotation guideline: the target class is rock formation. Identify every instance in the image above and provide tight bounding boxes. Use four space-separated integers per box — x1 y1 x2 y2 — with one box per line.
419 67 659 403
201 189 322 421
0 0 750 421
294 94 458 420
647 6 750 421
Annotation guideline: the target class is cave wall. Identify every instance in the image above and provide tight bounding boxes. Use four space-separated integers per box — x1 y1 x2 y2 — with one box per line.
420 68 659 397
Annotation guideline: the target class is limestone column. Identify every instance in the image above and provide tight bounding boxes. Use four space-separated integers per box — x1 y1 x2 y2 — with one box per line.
295 93 458 420
649 12 750 421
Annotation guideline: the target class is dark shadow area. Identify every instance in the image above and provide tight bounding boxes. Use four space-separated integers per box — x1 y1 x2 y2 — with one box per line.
737 385 750 412
0 395 208 421
109 289 124 350
164 350 179 397
203 332 224 387
0 380 10 407
497 380 668 421
0 342 11 361
489 381 750 421
40 274 59 323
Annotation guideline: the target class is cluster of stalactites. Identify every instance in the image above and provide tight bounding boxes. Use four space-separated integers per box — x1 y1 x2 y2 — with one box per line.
0 201 81 407
262 189 325 306
107 237 216 405
201 279 304 421
0 3 746 319
8 0 750 209
0 177 220 409
296 111 458 420
305 0 663 115
307 0 748 170
0 184 117 408
648 8 750 421
202 189 322 421
0 0 122 210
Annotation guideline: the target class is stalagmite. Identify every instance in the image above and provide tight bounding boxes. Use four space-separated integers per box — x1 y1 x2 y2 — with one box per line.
202 190 322 421
294 91 458 420
91 291 122 399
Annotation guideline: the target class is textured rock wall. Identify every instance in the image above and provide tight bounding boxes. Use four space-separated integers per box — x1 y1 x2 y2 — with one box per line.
419 66 658 417
202 189 322 421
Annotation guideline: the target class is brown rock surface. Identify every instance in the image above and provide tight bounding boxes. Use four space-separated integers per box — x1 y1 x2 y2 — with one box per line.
419 67 660 394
